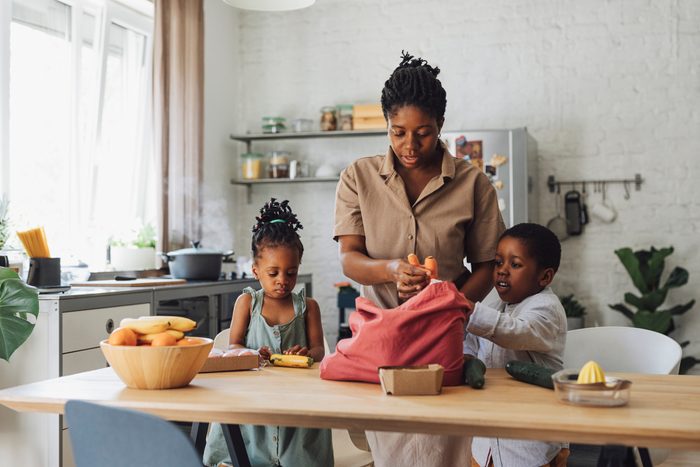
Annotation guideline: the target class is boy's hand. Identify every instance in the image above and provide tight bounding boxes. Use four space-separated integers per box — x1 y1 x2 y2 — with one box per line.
258 346 272 361
283 345 309 356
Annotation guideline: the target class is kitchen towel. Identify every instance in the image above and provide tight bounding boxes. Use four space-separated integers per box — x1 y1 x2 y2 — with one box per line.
320 281 470 386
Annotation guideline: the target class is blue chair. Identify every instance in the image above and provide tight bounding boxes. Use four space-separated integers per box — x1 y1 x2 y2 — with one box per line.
65 400 202 467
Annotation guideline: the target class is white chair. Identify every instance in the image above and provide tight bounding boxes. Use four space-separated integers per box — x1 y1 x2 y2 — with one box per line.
563 326 682 466
215 329 373 467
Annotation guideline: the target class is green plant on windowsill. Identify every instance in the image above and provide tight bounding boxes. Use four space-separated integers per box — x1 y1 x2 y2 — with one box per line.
609 246 697 374
0 195 9 250
109 223 156 249
0 267 40 362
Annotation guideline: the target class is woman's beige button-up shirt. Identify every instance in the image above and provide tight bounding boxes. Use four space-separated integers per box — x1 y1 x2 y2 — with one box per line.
334 144 506 308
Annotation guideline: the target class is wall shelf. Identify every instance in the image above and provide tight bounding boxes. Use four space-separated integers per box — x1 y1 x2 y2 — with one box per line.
230 177 340 203
229 129 385 202
230 129 385 152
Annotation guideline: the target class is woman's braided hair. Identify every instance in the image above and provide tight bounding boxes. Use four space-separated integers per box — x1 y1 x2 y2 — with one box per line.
251 198 304 260
381 50 447 121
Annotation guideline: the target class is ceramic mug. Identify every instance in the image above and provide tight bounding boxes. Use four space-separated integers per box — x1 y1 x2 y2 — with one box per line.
590 202 616 223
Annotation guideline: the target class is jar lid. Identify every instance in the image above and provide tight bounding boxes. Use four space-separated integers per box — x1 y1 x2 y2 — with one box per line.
320 106 337 113
241 152 263 158
262 116 286 122
337 104 353 110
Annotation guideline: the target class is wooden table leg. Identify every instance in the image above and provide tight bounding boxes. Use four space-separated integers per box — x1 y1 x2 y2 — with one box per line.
222 423 252 467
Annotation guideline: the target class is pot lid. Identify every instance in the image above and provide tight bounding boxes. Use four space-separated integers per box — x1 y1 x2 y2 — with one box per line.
167 241 231 256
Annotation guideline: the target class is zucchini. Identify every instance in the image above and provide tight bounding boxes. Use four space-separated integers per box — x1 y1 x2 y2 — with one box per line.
505 360 555 389
463 358 487 389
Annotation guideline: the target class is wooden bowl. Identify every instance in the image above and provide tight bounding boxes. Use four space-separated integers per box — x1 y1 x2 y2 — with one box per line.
100 337 213 390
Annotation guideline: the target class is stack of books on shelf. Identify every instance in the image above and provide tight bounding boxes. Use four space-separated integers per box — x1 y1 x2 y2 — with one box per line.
353 104 385 130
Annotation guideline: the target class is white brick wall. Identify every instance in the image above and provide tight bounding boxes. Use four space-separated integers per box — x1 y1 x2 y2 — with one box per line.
203 0 700 371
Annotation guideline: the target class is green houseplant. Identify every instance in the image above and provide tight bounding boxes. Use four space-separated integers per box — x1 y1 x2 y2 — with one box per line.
109 223 157 271
560 294 586 330
609 246 697 373
0 267 40 361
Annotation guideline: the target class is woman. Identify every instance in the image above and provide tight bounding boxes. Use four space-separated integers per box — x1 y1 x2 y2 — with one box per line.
333 51 506 466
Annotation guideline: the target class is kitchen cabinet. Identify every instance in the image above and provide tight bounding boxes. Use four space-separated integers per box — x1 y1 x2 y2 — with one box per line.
229 129 385 202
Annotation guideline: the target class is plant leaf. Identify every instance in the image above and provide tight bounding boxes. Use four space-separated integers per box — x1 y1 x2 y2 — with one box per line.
623 293 644 311
608 303 635 321
647 247 673 289
632 310 672 334
680 356 699 375
0 276 40 362
663 300 695 316
638 289 667 312
615 248 648 294
664 267 689 289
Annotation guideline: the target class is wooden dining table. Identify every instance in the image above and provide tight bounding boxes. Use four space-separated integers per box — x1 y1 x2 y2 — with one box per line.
1 365 699 466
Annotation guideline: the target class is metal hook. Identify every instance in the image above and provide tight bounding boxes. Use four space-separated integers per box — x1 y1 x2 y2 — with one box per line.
602 182 607 202
623 181 630 200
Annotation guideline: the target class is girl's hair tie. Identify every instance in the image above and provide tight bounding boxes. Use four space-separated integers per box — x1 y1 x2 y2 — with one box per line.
269 219 286 224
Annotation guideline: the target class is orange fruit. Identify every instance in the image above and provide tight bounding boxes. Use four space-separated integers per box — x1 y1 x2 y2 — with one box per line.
107 327 138 346
151 332 178 347
176 337 201 346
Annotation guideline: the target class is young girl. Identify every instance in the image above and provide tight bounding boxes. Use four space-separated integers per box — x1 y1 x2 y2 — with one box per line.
203 198 333 467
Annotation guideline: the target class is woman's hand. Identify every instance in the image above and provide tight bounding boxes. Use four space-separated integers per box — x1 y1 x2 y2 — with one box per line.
391 259 431 302
283 345 309 356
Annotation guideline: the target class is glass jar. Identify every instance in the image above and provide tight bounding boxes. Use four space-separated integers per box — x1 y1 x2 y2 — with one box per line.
292 118 314 133
320 106 337 131
240 152 264 180
267 151 291 179
261 116 286 134
337 104 353 131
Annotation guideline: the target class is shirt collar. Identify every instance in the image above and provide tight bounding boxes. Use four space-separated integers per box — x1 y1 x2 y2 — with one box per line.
379 141 457 180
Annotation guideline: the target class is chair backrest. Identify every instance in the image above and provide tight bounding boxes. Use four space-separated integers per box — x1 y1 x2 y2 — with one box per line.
563 326 682 375
65 400 202 467
214 328 231 350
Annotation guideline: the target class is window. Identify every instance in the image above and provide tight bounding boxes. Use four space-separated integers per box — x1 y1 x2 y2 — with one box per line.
0 0 154 269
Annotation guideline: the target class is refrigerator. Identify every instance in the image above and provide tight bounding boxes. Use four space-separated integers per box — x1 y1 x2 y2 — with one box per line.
441 128 537 227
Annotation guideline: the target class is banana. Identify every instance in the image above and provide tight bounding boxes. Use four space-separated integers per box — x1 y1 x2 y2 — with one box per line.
269 354 314 368
577 360 606 384
119 317 169 335
137 329 184 344
139 315 197 332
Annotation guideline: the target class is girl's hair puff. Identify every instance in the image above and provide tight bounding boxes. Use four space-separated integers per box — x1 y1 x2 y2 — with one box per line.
381 50 447 121
251 198 304 260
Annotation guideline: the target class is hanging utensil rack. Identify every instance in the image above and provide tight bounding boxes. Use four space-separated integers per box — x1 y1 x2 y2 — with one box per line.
547 174 643 199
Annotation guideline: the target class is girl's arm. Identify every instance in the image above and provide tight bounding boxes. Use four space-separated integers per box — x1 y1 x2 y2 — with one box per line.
228 293 253 347
338 235 429 288
303 298 326 362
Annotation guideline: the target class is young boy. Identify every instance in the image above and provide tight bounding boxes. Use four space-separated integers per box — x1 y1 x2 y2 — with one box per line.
464 223 569 467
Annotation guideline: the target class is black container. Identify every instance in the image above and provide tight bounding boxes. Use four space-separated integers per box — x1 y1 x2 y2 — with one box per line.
27 257 61 287
565 190 583 236
161 242 234 281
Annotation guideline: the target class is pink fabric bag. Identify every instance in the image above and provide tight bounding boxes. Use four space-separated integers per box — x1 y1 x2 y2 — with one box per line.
320 281 470 386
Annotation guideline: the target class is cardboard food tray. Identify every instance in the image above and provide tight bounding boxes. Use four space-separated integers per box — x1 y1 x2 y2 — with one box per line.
378 364 444 396
199 354 259 373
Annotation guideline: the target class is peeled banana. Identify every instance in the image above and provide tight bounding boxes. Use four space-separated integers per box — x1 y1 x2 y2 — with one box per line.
138 315 197 332
119 317 169 335
270 354 314 368
577 360 606 384
137 329 184 344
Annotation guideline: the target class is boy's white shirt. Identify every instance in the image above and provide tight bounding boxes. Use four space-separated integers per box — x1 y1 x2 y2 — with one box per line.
464 286 568 467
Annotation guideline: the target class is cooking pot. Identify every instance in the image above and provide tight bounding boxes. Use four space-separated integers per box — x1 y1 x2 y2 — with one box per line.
161 241 234 281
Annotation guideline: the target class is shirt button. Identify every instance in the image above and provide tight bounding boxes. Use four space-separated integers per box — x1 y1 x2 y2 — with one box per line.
408 234 414 240
272 435 277 442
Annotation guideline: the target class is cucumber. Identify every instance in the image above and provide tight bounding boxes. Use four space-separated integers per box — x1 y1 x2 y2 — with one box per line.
463 358 486 389
505 360 556 389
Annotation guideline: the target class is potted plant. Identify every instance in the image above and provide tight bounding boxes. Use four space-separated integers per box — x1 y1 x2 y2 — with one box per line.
560 294 586 330
0 267 39 361
609 246 697 373
109 223 157 271
0 195 9 250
